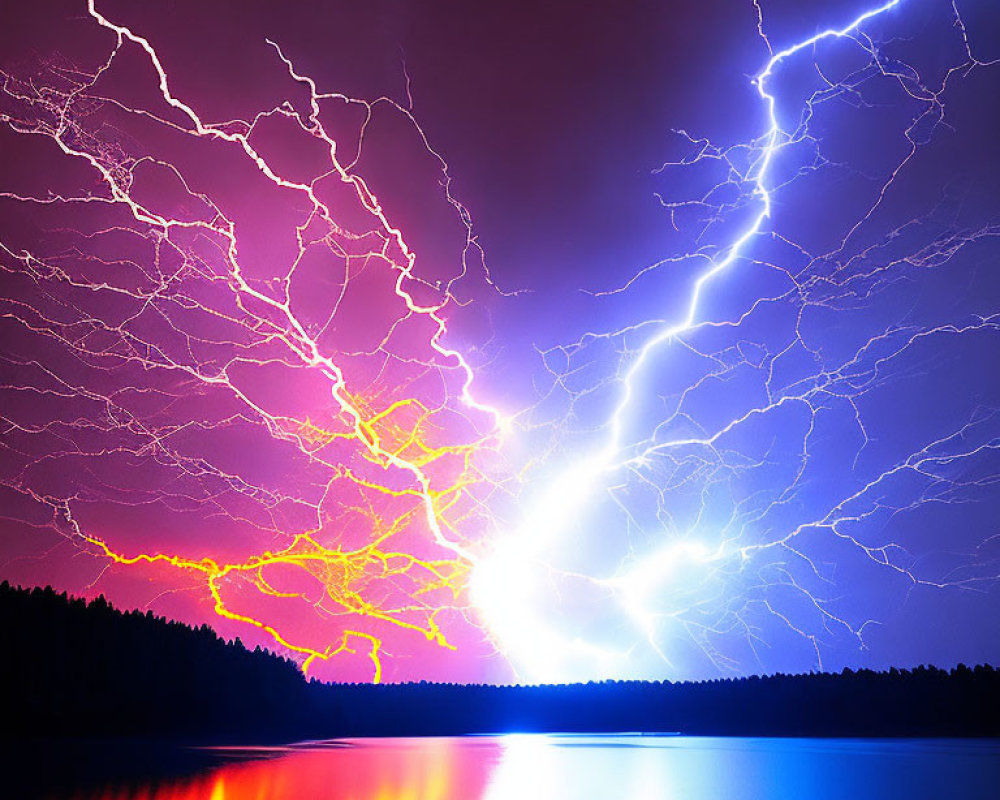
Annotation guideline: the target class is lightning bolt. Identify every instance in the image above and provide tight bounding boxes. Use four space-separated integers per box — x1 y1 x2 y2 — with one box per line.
2 0 997 685
472 0 998 681
605 1 903 454
0 0 510 682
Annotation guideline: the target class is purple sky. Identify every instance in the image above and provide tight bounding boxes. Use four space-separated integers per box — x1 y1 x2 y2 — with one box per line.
1 0 998 683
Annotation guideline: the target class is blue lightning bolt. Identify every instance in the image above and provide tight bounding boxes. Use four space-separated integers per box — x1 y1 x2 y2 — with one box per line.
606 0 903 457
472 0 907 682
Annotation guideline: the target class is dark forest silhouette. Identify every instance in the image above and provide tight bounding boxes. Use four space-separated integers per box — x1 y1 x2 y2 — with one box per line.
2 581 998 741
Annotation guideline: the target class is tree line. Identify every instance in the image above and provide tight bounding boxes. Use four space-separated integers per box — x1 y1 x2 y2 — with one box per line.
2 581 997 741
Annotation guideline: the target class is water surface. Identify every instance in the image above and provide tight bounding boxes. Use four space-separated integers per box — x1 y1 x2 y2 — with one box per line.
45 735 1000 799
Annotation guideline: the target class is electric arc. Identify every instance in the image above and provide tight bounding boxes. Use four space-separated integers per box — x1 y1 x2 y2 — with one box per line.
1 0 998 682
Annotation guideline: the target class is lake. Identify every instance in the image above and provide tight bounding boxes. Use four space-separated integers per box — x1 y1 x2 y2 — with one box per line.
35 735 1000 799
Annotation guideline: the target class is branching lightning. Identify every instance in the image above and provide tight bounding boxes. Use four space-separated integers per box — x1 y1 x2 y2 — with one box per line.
2 0 998 684
0 0 509 682
472 0 1000 681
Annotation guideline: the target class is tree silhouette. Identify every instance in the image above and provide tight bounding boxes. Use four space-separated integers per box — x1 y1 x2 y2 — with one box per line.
2 581 997 741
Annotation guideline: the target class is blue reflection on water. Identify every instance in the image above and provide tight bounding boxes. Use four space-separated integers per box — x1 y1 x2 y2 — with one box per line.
481 736 1000 800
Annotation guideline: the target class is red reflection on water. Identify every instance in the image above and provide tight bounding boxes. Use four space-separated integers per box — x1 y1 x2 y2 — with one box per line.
85 739 503 800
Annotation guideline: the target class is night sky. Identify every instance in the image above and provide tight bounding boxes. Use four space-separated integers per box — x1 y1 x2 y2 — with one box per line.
1 0 999 683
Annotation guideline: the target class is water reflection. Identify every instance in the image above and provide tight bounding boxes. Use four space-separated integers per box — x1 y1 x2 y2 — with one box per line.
69 736 999 800
79 738 503 800
483 736 1000 800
